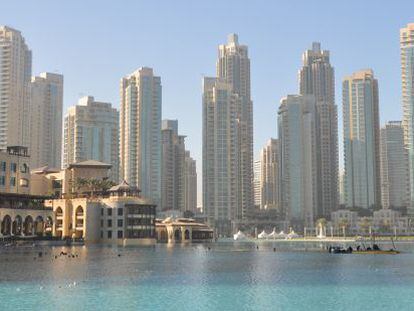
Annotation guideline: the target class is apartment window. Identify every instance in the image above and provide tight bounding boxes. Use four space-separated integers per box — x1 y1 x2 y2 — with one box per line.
101 208 104 216
0 175 5 186
107 209 112 216
107 219 112 227
10 163 16 173
10 177 16 187
117 230 123 238
107 230 112 239
117 208 123 216
0 161 6 172
100 219 103 227
117 219 123 227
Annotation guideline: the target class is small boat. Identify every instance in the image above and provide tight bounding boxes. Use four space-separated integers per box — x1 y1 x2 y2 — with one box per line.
353 249 400 255
233 230 247 241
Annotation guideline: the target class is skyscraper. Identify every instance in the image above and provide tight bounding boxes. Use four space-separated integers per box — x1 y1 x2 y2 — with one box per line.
278 95 317 227
0 26 32 150
343 69 381 210
203 77 240 234
299 42 338 219
184 151 197 214
260 138 279 210
217 34 254 222
380 121 410 209
161 119 186 213
253 160 261 208
120 67 161 205
400 23 414 210
63 96 119 181
30 72 63 169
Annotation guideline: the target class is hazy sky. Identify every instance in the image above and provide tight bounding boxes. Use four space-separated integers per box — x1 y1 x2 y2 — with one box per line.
2 1 413 203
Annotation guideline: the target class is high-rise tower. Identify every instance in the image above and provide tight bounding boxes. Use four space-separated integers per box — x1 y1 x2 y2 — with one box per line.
299 42 338 219
0 26 32 150
30 73 63 169
343 69 381 210
120 67 162 205
217 34 253 220
400 23 414 211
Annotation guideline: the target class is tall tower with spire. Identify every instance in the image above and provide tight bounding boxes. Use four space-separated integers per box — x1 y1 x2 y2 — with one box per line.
298 42 338 220
217 34 254 222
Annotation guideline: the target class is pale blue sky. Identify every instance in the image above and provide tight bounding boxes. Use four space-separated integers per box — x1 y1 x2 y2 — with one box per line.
1 1 412 191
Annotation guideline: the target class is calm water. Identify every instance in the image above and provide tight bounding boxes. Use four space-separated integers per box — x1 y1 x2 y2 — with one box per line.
1 241 414 310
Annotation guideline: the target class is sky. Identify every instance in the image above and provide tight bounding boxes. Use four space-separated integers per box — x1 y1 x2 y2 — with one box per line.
1 0 413 204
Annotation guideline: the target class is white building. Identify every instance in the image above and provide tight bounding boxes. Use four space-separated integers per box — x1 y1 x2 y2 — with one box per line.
380 121 410 209
400 23 414 211
343 69 381 210
253 159 261 208
30 72 63 169
278 94 317 227
0 26 32 150
120 67 161 207
63 96 119 182
203 77 240 234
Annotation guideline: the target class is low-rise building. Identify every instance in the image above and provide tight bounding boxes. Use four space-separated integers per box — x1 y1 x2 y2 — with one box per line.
0 146 31 194
156 217 214 243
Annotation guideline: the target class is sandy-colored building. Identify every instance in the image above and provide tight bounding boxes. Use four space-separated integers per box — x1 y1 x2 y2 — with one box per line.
156 217 214 243
30 73 63 169
0 146 31 194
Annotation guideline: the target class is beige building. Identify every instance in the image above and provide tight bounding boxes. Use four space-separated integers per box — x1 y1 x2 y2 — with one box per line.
203 77 240 235
0 26 32 150
49 181 157 245
63 96 119 181
156 217 213 243
161 120 185 213
260 138 279 210
184 151 197 213
120 67 162 206
299 42 338 219
30 72 64 169
0 146 53 238
31 160 112 197
217 33 254 224
0 146 31 194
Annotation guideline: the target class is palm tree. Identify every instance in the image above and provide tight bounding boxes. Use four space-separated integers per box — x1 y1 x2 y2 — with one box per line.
73 177 88 195
358 217 371 235
338 218 349 237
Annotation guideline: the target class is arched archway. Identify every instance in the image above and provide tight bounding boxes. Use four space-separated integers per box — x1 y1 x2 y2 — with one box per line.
56 207 63 216
12 215 22 236
75 206 84 238
45 216 53 236
174 228 181 241
23 215 34 236
184 229 190 240
34 216 44 236
159 230 167 242
1 215 11 236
